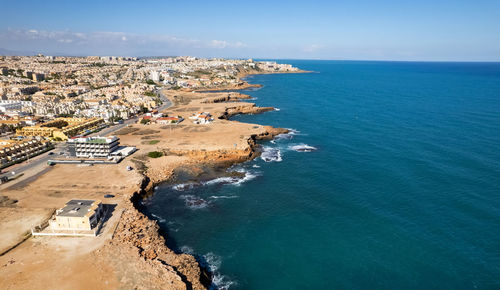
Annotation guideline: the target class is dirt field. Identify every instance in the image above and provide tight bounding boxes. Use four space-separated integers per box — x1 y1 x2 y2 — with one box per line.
0 88 282 289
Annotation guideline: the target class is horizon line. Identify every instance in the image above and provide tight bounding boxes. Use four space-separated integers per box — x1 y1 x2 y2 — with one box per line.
1 52 500 63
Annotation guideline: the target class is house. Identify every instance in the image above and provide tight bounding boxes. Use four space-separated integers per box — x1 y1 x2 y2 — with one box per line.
189 112 213 124
49 199 104 231
156 116 184 125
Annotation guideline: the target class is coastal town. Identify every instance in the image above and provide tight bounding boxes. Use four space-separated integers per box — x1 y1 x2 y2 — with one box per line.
0 55 300 289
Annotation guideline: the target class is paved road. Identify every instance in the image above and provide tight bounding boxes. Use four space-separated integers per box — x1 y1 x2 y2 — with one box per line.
1 88 173 183
158 89 172 112
0 143 64 179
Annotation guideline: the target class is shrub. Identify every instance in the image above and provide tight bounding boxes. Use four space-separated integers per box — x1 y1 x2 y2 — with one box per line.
147 151 163 158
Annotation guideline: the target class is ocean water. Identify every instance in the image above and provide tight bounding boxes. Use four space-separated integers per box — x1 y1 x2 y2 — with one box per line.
140 61 500 289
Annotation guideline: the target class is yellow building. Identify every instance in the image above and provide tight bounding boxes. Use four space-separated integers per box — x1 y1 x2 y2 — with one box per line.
17 117 104 140
0 138 52 169
49 199 103 231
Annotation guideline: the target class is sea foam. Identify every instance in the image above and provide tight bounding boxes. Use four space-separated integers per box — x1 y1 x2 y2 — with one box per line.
289 144 318 152
179 195 210 209
260 146 282 162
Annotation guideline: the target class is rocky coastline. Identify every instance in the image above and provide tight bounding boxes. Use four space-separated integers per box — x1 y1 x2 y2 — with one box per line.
112 77 290 289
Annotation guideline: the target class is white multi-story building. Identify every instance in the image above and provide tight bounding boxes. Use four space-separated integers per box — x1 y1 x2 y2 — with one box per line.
67 136 120 158
0 100 32 113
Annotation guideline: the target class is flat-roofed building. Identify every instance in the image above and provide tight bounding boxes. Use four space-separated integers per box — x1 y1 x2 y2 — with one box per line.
17 117 104 140
49 199 103 231
0 138 52 169
67 136 119 158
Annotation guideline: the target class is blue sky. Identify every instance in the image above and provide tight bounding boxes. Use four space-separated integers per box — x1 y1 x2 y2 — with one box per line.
1 0 500 60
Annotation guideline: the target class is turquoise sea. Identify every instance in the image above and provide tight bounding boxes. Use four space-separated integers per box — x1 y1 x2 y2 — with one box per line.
140 60 500 289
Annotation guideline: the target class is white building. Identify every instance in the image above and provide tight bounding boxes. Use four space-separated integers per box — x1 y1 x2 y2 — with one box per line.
67 136 120 158
0 100 30 113
150 70 160 82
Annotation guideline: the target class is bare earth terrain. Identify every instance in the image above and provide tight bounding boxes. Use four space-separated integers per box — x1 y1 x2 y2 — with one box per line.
0 83 288 289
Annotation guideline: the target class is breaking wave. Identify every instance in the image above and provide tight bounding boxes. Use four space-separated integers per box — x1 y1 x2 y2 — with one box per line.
210 195 238 199
289 144 318 152
179 195 210 209
275 128 300 141
172 183 196 191
180 245 195 255
172 169 260 192
200 253 236 290
150 213 166 223
260 146 282 162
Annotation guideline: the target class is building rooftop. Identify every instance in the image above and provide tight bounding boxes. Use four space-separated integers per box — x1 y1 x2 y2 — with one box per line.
56 199 101 218
68 136 118 144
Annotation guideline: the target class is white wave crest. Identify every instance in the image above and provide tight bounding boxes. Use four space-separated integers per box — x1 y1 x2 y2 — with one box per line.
201 168 260 187
274 129 299 141
289 144 318 152
211 273 236 290
203 252 222 272
260 146 282 162
180 245 194 255
150 213 166 223
202 176 239 186
172 183 196 191
210 195 238 199
179 195 210 209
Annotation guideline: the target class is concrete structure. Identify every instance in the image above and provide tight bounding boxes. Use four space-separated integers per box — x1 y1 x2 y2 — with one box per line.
0 138 52 169
67 136 119 158
49 199 103 231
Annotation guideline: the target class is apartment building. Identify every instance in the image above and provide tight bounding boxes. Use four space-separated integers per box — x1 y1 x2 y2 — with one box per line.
18 117 104 140
0 138 52 169
67 136 119 158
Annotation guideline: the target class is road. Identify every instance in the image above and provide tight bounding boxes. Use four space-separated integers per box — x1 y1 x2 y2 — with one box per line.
0 143 64 183
1 88 173 185
157 88 172 111
89 88 171 137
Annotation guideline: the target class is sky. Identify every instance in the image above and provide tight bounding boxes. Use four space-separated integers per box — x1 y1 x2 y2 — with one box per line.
1 0 500 61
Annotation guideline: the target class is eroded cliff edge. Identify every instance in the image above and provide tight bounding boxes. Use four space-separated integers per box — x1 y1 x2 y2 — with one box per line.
105 93 289 289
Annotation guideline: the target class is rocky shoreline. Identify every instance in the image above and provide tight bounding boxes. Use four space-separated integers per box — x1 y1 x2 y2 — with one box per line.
113 80 290 289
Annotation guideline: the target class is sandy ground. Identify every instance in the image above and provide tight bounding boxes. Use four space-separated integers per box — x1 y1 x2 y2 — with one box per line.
0 162 141 289
0 83 286 289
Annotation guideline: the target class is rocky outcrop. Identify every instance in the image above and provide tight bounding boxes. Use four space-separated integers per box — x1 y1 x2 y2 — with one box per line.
113 84 290 289
112 184 210 290
219 104 275 120
201 92 252 104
